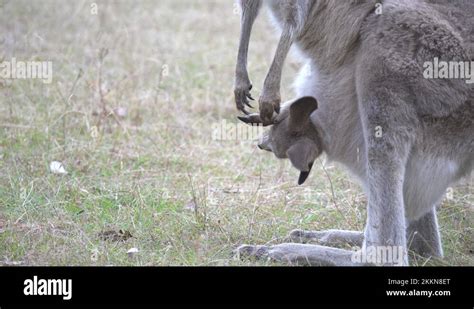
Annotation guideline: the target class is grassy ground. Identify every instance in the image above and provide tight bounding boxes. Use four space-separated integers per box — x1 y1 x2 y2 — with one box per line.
0 0 472 266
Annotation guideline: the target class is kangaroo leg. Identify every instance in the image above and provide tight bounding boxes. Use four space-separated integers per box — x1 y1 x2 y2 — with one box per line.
407 208 444 258
234 0 262 115
258 27 294 124
258 2 308 124
357 71 417 266
288 229 364 247
235 243 359 266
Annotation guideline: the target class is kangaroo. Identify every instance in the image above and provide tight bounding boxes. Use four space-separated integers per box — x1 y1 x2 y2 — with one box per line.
233 0 474 265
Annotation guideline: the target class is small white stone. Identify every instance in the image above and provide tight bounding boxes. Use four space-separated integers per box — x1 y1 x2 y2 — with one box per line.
127 247 139 257
114 107 128 118
50 161 67 174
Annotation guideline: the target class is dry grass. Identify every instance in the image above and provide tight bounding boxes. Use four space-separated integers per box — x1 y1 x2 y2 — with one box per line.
0 0 472 266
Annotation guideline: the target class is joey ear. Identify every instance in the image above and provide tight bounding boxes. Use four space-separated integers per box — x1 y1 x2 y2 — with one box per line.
286 139 318 185
289 96 318 132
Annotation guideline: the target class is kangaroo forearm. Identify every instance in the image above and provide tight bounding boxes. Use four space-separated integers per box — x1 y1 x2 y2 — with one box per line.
262 29 294 96
235 0 262 76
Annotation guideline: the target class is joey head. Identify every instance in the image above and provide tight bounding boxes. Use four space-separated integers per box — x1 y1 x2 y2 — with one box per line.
239 96 322 185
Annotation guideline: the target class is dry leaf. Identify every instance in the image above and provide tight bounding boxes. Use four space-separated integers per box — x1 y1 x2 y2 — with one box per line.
98 229 133 242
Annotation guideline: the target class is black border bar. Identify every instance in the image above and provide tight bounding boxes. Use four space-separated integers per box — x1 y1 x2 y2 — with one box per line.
0 267 472 306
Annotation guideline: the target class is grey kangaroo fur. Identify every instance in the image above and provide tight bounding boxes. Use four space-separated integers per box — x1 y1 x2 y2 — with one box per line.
234 0 474 266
